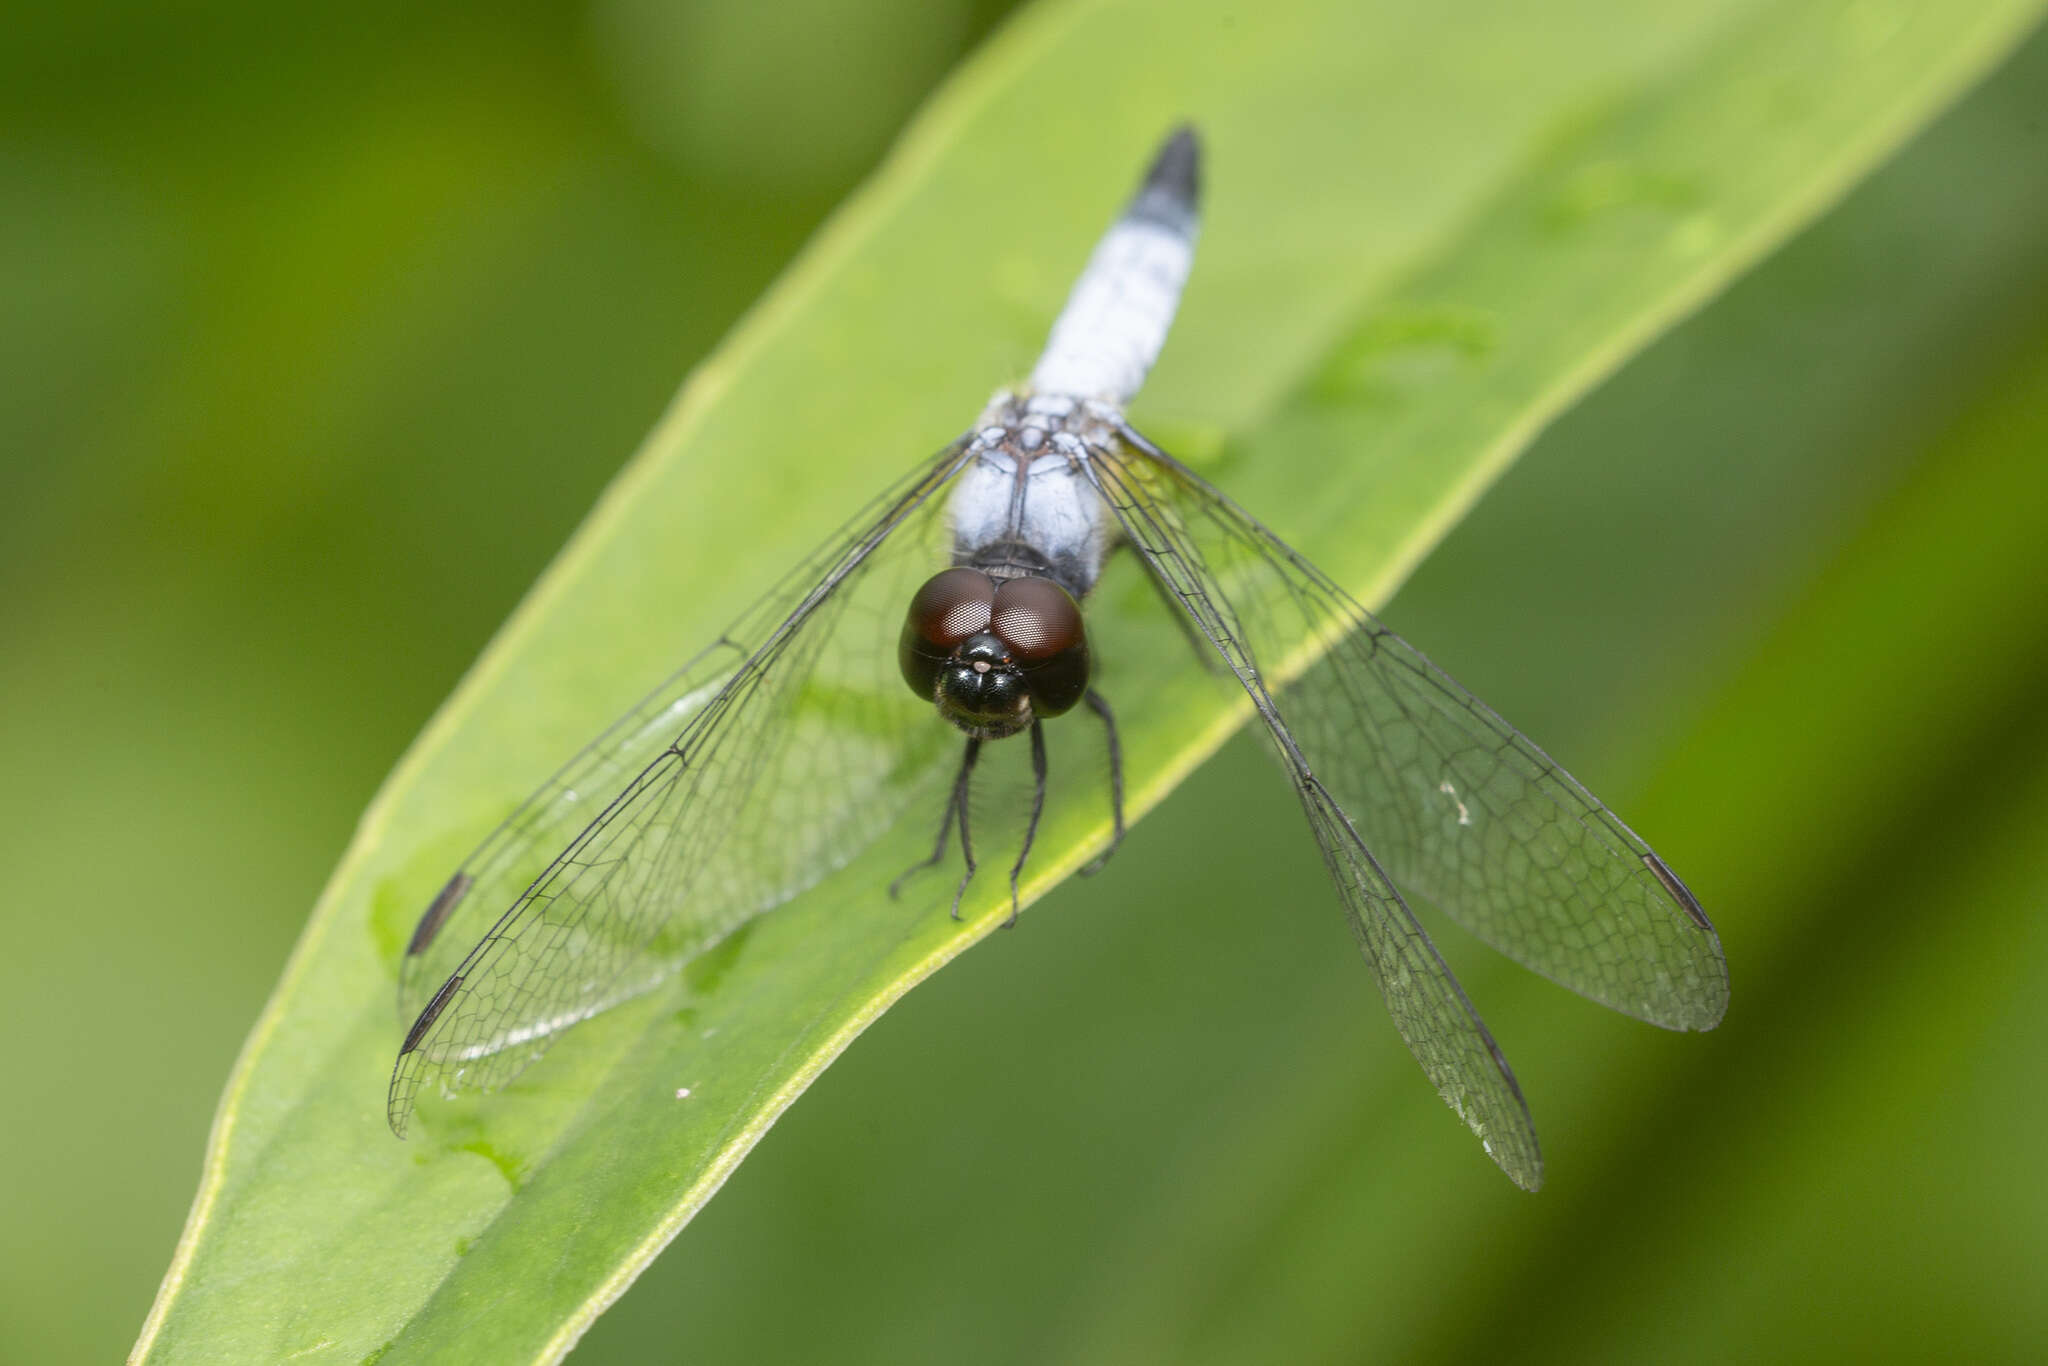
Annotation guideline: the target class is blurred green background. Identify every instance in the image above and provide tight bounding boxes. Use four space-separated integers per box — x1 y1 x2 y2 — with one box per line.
5 3 2047 1363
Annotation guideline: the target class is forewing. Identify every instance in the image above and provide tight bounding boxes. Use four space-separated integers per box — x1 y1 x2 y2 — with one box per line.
1083 435 1543 1186
388 440 972 1135
1108 424 1729 1032
396 646 744 1025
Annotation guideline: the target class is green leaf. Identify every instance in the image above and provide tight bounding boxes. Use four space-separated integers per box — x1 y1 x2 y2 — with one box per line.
135 1 2045 1360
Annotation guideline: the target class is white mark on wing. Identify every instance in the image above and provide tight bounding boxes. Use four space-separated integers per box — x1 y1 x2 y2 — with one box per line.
441 1004 609 1061
1439 779 1472 826
666 679 725 718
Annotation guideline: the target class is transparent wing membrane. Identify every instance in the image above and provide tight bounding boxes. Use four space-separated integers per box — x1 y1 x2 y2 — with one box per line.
1089 425 1727 1189
388 441 972 1135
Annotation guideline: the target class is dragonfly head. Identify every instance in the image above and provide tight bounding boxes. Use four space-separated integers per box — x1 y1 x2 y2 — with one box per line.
899 567 1089 740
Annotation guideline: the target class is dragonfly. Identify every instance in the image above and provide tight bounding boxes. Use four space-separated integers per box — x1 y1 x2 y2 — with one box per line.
390 126 1729 1189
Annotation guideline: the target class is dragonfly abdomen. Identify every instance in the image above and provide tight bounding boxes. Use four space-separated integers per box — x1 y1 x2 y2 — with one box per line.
1027 125 1200 405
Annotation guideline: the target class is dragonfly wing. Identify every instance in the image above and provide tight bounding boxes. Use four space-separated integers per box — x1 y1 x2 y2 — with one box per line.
396 643 746 1026
388 439 972 1134
1089 424 1726 1186
1082 433 1542 1186
1105 424 1729 1031
1297 774 1544 1187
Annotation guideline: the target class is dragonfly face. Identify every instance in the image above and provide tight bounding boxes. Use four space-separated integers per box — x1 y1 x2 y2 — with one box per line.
390 124 1728 1191
899 566 1089 740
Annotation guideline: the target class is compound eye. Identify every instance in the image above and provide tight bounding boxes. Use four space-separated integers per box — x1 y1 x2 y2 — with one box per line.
900 568 996 701
991 576 1089 717
906 568 996 648
989 576 1084 661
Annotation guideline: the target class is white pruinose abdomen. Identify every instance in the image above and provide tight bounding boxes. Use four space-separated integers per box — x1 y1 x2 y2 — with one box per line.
1028 126 1201 406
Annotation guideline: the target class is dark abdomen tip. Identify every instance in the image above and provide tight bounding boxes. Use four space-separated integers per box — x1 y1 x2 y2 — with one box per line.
1129 123 1201 233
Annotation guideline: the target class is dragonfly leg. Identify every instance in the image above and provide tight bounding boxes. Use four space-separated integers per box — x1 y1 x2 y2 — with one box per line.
891 737 979 902
1003 721 1050 928
949 738 982 919
1078 689 1125 877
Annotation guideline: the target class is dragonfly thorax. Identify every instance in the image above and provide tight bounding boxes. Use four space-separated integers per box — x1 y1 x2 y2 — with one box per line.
947 395 1122 603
